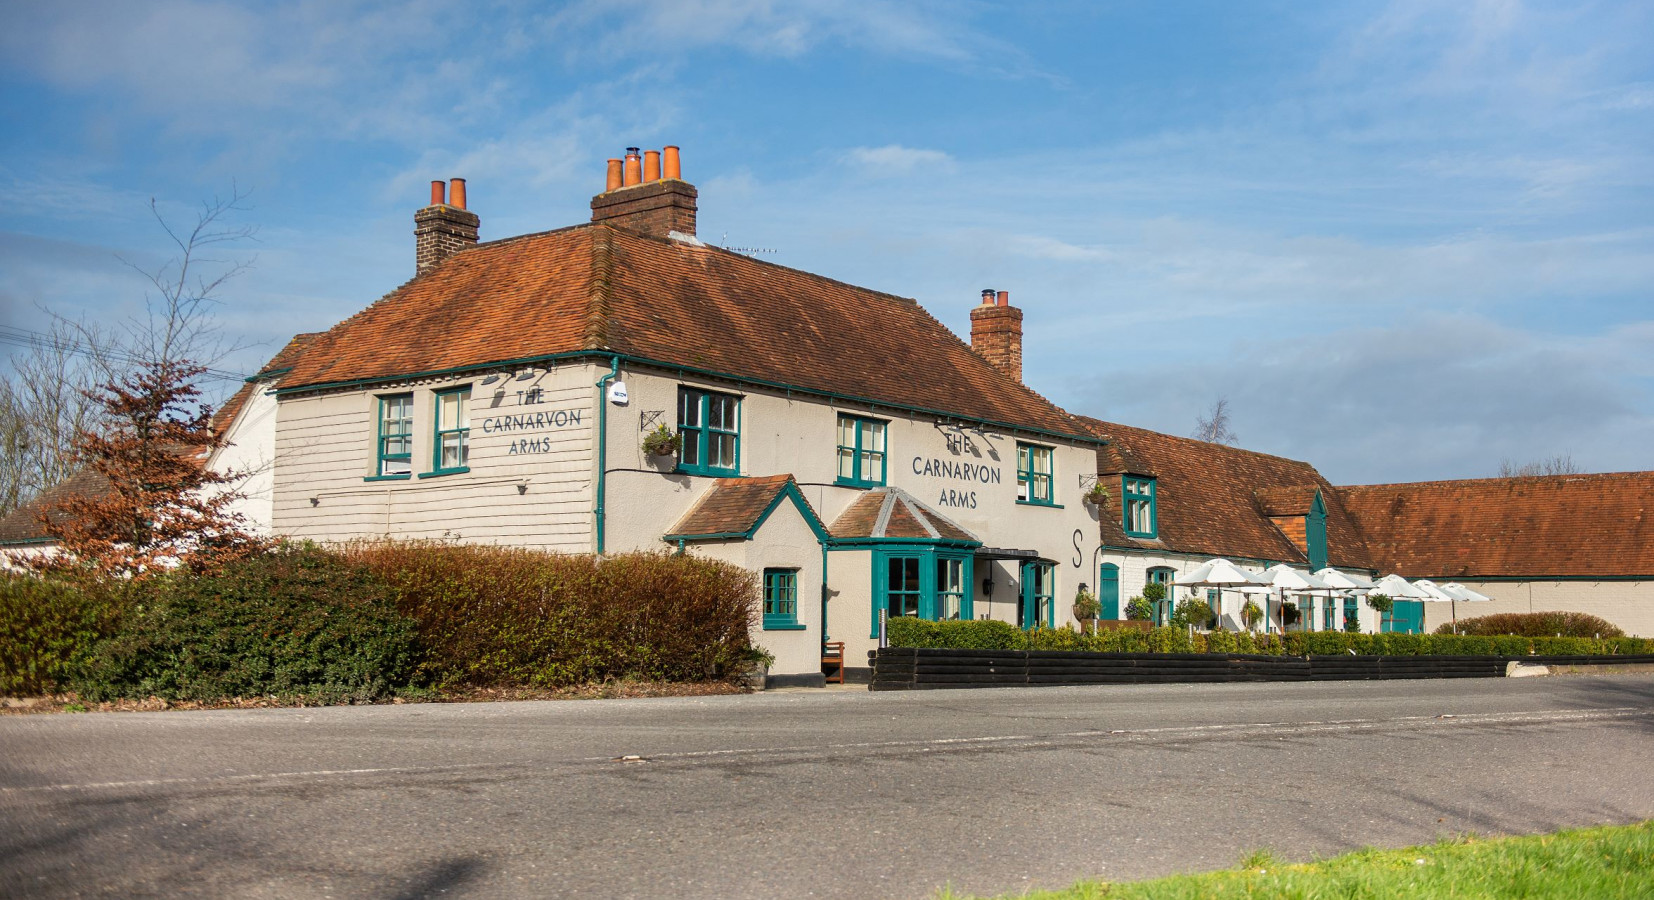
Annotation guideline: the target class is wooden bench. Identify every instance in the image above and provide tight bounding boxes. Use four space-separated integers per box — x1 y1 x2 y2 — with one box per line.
821 641 846 684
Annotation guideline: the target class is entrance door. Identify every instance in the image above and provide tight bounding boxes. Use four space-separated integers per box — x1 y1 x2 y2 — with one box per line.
1387 600 1424 634
1019 561 1054 629
1097 563 1120 620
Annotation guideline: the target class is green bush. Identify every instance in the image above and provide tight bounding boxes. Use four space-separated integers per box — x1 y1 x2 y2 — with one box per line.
72 544 417 702
887 618 1654 659
0 574 126 696
1440 611 1624 638
345 542 757 687
1172 598 1212 629
1125 596 1154 621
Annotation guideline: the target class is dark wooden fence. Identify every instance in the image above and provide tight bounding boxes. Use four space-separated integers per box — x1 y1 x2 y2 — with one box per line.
869 648 1654 691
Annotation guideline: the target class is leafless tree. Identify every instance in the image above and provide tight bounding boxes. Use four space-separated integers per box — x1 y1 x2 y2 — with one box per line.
1498 454 1582 478
1192 397 1238 445
0 188 255 516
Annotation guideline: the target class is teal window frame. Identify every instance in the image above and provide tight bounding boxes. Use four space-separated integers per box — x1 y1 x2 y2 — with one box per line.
372 392 414 480
1016 442 1055 506
870 547 975 637
677 387 741 477
1305 491 1328 571
424 386 471 477
762 568 803 630
834 413 887 488
1122 476 1157 538
1343 596 1359 631
1019 560 1056 629
1147 566 1175 625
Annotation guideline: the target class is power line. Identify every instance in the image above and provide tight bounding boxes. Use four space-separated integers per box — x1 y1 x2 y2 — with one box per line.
0 325 247 382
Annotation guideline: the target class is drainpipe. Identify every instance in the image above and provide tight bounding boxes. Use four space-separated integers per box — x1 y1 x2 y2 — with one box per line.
594 356 620 555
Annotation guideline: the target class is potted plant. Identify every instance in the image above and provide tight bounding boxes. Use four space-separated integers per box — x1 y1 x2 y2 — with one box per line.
1241 599 1263 632
1366 593 1393 634
1072 587 1100 633
1083 482 1110 506
641 423 682 457
740 645 775 690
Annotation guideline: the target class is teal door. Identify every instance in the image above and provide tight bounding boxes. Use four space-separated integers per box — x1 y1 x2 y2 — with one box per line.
1019 561 1054 629
1387 600 1425 634
1097 564 1120 620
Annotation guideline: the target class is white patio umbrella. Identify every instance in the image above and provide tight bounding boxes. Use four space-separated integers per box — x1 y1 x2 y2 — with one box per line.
1368 574 1429 633
1412 578 1461 634
1428 582 1492 633
1313 569 1376 632
1259 565 1333 633
1172 559 1271 629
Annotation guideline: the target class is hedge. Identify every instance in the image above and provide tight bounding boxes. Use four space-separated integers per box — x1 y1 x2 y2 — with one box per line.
1439 611 1625 638
343 542 758 687
3 542 761 701
72 544 419 703
0 574 125 696
885 617 1654 657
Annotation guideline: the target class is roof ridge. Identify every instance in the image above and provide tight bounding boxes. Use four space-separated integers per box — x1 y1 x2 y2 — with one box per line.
1339 471 1653 490
583 226 615 350
1076 415 1323 470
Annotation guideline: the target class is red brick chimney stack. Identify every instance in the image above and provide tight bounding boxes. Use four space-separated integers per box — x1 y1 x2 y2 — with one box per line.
970 287 1023 382
415 178 480 275
591 144 697 238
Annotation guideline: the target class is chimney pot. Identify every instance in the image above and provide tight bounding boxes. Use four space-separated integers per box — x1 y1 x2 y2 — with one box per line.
450 178 467 210
623 148 641 186
970 289 1023 381
591 146 697 237
415 179 480 275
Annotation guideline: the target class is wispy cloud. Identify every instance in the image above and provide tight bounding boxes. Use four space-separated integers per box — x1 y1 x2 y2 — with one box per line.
840 145 955 176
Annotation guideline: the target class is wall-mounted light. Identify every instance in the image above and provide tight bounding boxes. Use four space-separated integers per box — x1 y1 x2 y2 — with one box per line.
517 483 528 495
309 497 319 507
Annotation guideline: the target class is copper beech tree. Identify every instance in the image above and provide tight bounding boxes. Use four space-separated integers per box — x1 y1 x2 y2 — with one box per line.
32 359 263 578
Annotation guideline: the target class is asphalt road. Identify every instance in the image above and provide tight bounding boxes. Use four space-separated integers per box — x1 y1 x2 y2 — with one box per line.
3 675 1652 900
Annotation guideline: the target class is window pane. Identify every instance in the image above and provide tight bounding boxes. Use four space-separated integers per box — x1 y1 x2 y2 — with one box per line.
1034 447 1052 475
839 416 854 446
679 390 700 427
710 433 736 468
838 447 856 479
861 451 882 482
382 457 411 475
680 430 700 465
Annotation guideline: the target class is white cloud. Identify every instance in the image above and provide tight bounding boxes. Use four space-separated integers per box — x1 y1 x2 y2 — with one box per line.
840 145 955 176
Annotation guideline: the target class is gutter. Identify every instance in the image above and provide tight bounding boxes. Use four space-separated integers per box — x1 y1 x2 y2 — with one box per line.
594 355 620 555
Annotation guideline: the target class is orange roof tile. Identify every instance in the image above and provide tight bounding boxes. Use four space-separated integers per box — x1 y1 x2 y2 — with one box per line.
212 333 318 437
663 474 823 540
279 225 1091 440
1078 417 1375 570
828 487 978 543
1338 473 1654 578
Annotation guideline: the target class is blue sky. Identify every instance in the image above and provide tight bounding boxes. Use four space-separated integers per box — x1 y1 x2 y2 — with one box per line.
1 0 1650 483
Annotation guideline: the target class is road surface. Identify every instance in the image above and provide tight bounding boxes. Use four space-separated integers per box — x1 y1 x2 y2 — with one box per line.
3 675 1651 898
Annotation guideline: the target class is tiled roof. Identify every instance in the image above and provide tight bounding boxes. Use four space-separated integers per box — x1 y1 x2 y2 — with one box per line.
1338 473 1654 578
828 487 978 543
664 474 820 540
1077 417 1375 570
279 224 1092 440
211 333 318 437
0 468 112 545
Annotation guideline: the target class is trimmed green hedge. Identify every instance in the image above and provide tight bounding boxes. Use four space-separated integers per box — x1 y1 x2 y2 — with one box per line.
886 617 1654 657
0 574 125 696
72 544 419 703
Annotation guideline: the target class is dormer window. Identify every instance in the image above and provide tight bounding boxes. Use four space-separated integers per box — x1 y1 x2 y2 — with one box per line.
1123 476 1157 538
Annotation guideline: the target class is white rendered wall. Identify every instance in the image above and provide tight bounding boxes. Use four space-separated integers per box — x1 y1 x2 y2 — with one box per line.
1422 580 1654 637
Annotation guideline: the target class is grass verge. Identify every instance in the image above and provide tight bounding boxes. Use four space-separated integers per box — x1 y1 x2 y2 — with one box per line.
944 821 1653 899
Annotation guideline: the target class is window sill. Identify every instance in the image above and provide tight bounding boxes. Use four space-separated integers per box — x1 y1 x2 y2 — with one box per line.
763 621 806 631
418 466 471 479
833 477 884 489
363 474 411 482
1124 531 1158 540
1016 500 1063 509
677 466 741 479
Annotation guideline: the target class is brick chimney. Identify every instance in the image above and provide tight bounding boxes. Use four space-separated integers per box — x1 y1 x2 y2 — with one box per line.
415 179 480 275
970 289 1023 381
590 145 697 238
